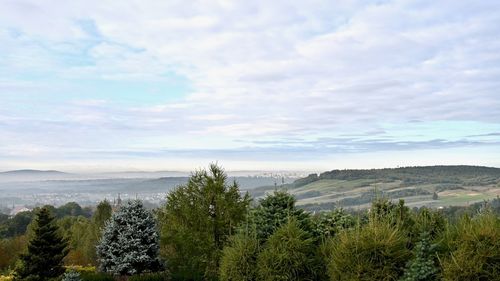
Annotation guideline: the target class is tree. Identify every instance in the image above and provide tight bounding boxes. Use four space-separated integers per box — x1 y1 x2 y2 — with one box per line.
440 212 500 281
160 164 250 281
93 200 113 228
56 202 88 218
251 190 312 242
96 200 163 276
312 209 355 240
400 232 438 281
326 220 411 281
219 229 260 281
256 219 318 281
432 192 438 200
14 207 68 281
81 200 112 265
0 211 34 238
0 235 28 271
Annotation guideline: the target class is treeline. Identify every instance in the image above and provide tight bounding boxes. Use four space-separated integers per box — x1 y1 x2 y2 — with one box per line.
294 165 500 187
1 164 499 281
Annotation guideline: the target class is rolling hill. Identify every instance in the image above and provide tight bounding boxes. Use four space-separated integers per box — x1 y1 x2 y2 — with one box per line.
248 166 500 211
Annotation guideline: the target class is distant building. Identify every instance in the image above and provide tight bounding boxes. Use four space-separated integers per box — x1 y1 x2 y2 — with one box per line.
10 206 31 216
112 193 122 211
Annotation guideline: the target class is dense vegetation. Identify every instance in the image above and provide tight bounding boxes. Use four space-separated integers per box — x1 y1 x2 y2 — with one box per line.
0 164 499 281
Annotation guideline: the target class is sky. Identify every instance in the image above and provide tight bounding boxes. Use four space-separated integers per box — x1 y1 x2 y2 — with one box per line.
1 0 500 172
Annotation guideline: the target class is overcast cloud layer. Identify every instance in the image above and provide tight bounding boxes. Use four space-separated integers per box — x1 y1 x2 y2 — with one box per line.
1 0 500 171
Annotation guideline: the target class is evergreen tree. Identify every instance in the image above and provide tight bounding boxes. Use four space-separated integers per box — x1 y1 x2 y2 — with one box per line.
326 220 411 281
219 229 259 281
160 164 250 281
14 207 68 281
312 209 355 240
400 232 438 281
251 190 312 242
441 212 500 281
256 219 318 281
96 200 163 276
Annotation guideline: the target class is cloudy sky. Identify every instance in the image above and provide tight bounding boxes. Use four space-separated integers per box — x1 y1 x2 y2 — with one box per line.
1 0 500 172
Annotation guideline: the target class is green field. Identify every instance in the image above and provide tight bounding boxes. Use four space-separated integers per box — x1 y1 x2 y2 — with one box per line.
249 166 500 211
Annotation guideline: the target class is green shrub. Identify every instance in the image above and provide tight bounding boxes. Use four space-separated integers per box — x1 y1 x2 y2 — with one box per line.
219 230 259 281
128 272 170 281
62 270 82 281
78 272 114 281
326 220 411 281
440 212 500 281
256 219 318 281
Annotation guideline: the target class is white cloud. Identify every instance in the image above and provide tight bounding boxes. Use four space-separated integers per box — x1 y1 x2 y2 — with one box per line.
1 0 500 169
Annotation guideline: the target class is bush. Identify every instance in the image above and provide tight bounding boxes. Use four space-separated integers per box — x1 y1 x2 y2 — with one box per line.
62 270 82 281
78 272 114 281
219 230 259 281
326 220 411 281
440 212 500 281
256 219 318 281
128 272 170 281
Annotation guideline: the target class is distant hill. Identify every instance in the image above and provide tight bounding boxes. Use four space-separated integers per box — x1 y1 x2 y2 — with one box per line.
0 169 73 182
0 169 68 175
295 165 500 187
250 165 500 211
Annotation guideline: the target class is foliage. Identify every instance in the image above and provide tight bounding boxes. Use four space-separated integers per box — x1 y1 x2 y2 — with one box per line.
440 212 500 281
56 202 91 218
370 198 417 244
251 190 312 242
219 229 259 281
62 270 82 281
160 164 250 281
256 219 318 281
0 211 33 239
96 200 162 276
412 208 445 240
316 166 500 186
78 200 112 265
399 232 438 281
128 272 171 281
13 207 68 281
312 209 355 240
78 272 114 281
326 220 411 281
0 236 27 271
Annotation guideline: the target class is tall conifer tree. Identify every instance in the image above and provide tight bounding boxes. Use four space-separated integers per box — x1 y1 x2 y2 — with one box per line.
14 207 68 281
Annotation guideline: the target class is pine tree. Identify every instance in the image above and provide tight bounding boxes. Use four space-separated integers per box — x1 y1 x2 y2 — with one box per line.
14 207 68 281
219 229 259 281
96 200 163 276
160 164 250 281
256 219 318 281
251 190 312 242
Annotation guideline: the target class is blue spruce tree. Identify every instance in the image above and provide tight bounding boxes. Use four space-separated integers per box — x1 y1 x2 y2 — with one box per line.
96 200 163 276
